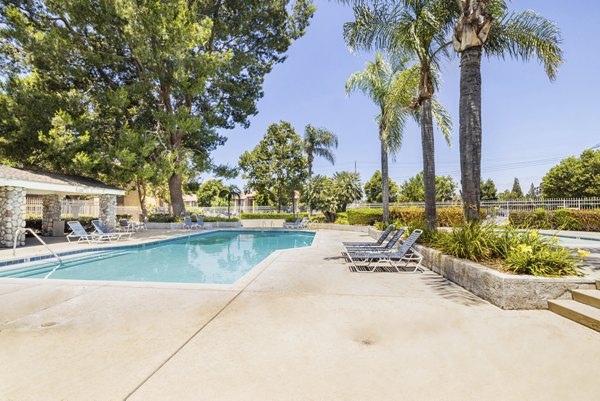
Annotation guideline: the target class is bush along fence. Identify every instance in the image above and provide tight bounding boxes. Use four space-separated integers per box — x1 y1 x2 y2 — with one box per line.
346 207 485 227
509 209 600 232
348 198 600 212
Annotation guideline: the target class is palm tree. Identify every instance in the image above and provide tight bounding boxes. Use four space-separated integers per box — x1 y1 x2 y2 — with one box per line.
303 125 339 177
219 184 242 217
343 0 456 230
453 1 563 221
345 52 450 224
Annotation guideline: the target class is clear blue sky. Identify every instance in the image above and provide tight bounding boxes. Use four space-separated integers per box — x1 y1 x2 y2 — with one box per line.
211 0 600 193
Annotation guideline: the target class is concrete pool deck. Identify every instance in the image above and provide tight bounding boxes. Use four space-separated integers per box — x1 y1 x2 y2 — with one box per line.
1 230 599 400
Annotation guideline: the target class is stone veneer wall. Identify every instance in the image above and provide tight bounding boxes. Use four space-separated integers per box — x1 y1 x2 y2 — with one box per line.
0 186 26 247
42 194 63 236
99 194 117 231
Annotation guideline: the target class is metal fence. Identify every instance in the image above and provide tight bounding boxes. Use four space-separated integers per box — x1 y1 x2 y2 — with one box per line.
347 198 600 212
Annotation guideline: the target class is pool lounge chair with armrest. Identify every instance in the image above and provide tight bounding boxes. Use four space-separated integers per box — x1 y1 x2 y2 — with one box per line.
283 218 301 229
343 229 405 253
347 229 424 273
195 216 204 229
183 216 197 229
92 220 132 240
66 221 108 243
298 218 309 229
342 225 394 247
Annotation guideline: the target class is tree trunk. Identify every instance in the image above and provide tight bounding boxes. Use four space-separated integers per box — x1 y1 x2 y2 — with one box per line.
168 173 186 217
420 98 437 231
307 153 313 178
380 137 390 224
135 177 148 218
459 46 483 222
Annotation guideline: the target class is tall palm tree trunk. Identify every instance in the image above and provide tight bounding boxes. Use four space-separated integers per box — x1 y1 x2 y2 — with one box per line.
420 98 437 231
380 136 390 224
459 46 483 222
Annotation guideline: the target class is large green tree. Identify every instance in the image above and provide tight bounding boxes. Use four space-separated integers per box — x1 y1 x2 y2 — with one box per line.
363 170 400 203
542 150 600 198
0 0 314 216
343 0 455 230
239 121 307 211
453 0 563 221
398 172 457 202
480 178 497 201
303 125 338 177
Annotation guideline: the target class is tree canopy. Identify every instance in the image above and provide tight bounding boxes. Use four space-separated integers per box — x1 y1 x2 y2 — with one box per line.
363 170 400 203
239 121 307 210
542 150 600 198
398 172 457 202
0 0 314 215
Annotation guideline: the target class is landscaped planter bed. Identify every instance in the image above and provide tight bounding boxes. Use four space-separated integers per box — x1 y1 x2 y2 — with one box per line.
146 222 241 230
415 244 595 310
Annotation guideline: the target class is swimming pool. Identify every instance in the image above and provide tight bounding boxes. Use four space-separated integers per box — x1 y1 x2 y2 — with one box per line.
0 230 315 284
540 234 600 247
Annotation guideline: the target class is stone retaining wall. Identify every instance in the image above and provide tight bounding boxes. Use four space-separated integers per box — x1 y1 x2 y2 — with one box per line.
415 244 595 310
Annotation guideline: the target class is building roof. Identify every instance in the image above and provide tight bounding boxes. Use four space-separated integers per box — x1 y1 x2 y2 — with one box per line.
0 165 125 196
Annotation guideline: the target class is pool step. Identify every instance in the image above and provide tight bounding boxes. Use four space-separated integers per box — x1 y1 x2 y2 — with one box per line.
548 296 600 333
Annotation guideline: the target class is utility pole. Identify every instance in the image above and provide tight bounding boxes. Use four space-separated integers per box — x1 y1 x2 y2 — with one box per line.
354 161 357 174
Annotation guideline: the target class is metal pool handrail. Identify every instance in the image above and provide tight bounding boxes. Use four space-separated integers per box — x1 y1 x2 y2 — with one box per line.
12 228 63 264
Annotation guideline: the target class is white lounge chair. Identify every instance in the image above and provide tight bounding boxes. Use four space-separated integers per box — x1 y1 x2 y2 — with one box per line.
92 220 132 240
283 218 301 228
343 229 405 253
66 221 109 243
347 229 424 273
343 225 394 247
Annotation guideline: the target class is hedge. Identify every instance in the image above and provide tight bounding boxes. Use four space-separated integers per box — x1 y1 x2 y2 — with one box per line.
25 215 96 234
509 209 600 231
201 216 240 222
347 207 484 227
240 212 307 221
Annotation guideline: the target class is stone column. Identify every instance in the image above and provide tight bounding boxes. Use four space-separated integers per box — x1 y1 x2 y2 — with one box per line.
99 195 117 231
0 186 27 248
42 194 63 236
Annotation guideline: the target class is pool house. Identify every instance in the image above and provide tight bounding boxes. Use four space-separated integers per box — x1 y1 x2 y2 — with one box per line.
0 165 125 248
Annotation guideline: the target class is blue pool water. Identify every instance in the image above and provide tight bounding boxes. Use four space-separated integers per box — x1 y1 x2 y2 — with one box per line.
0 231 315 284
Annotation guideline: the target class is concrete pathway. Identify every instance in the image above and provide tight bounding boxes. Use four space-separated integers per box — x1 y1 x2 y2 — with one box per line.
1 230 599 400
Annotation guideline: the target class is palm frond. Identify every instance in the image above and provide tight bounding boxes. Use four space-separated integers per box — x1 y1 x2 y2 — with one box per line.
431 98 452 146
485 10 563 80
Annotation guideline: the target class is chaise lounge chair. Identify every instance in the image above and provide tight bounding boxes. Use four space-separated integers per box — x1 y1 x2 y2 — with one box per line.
342 225 394 247
183 216 197 229
66 221 110 243
284 217 308 229
347 229 424 273
343 229 405 253
92 220 132 240
195 216 204 229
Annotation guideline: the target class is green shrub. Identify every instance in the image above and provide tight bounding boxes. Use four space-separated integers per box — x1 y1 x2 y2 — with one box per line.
436 222 495 261
505 244 578 277
308 214 325 223
116 214 132 219
429 223 580 277
148 213 181 223
200 216 240 222
347 208 383 225
240 213 296 220
25 216 42 233
509 209 600 231
333 212 348 225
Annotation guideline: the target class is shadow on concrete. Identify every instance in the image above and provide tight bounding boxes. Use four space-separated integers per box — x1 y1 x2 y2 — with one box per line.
420 274 487 307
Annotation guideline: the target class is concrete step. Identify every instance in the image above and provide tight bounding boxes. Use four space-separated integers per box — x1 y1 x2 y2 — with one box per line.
548 299 600 332
596 280 600 290
572 289 600 309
